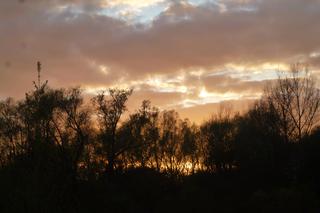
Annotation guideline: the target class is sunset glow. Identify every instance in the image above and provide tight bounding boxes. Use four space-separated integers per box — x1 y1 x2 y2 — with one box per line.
1 0 320 123
1 1 320 211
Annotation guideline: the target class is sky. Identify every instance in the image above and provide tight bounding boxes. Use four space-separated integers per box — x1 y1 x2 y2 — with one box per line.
1 0 320 123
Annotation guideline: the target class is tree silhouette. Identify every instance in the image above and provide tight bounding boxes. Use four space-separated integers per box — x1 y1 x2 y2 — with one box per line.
92 88 132 175
201 109 237 172
266 63 320 143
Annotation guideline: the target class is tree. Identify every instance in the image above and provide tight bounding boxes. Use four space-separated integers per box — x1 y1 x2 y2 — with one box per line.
119 100 160 169
0 98 22 165
180 119 200 174
201 108 237 172
51 88 92 180
266 63 320 142
158 110 183 175
234 100 283 175
92 88 132 175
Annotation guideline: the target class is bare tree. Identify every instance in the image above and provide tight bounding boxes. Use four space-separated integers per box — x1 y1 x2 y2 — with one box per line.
266 63 320 142
51 88 92 180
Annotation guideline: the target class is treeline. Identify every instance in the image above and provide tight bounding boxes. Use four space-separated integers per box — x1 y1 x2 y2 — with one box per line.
1 63 320 212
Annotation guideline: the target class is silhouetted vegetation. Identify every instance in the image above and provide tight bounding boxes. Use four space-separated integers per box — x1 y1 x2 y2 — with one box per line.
0 63 320 212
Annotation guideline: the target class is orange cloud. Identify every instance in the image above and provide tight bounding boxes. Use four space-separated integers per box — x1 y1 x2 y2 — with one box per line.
1 0 320 121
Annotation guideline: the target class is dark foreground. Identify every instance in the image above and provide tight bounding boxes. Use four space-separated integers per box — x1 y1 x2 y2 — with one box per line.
0 166 320 213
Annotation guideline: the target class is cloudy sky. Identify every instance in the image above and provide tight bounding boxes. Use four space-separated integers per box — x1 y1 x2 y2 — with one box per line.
1 0 320 123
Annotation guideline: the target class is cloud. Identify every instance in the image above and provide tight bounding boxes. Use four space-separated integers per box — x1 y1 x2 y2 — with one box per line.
0 0 320 120
105 0 165 8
